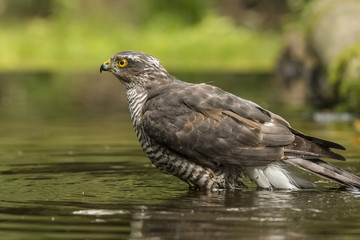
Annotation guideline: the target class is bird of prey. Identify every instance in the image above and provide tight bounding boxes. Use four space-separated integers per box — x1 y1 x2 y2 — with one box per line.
100 50 360 191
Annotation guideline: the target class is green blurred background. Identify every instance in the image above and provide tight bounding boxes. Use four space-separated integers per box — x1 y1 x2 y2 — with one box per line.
0 0 294 121
0 0 359 121
0 0 297 72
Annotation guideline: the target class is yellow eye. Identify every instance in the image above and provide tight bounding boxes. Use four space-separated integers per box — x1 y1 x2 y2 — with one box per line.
117 58 128 68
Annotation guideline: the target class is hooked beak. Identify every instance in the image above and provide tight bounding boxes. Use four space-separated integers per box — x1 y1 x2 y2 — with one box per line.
100 59 111 73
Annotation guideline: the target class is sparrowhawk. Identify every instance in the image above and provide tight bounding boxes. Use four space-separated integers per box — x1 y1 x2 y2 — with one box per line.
100 50 360 190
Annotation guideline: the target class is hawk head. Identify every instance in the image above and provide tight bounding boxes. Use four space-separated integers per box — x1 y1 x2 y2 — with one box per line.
100 50 169 88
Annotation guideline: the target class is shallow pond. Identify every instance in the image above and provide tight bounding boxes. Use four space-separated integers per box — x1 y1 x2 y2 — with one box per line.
0 72 360 239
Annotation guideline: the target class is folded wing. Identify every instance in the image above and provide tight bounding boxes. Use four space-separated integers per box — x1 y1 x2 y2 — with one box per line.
143 82 306 167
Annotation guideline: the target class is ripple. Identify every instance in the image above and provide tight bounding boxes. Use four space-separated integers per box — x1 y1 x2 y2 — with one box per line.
73 209 130 216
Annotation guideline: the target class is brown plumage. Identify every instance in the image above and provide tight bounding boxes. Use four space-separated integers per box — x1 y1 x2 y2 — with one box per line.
100 50 360 190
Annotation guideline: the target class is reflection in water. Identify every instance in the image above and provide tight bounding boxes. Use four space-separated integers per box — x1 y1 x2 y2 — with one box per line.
125 190 360 240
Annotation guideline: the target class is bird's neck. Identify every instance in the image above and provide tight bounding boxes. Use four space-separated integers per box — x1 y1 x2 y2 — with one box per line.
126 87 147 130
126 87 155 160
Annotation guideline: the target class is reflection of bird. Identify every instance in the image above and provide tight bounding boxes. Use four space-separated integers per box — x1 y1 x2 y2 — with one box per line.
100 50 360 190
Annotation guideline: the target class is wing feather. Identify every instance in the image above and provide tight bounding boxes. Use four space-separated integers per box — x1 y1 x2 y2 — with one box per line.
142 82 294 167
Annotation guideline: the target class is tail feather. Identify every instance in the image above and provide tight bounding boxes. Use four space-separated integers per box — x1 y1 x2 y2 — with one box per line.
290 129 346 150
285 128 346 161
286 158 360 189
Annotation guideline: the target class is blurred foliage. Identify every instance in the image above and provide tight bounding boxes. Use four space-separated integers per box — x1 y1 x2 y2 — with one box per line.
306 0 360 113
276 0 360 114
0 0 318 120
0 0 306 72
329 42 360 113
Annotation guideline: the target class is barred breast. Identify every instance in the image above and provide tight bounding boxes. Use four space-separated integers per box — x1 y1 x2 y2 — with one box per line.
126 88 227 190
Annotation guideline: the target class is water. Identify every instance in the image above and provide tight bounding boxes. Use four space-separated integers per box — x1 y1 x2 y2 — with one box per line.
0 72 360 239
